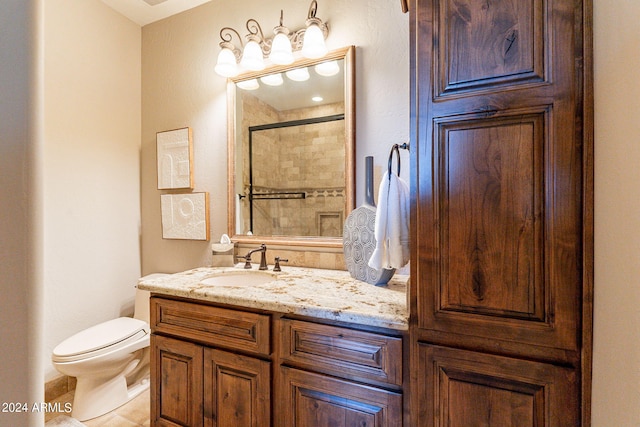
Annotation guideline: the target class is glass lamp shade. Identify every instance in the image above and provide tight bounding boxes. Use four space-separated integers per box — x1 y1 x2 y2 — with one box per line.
301 23 327 59
214 48 239 77
314 60 340 76
240 40 266 71
285 67 310 82
260 73 284 86
269 33 294 65
236 79 260 90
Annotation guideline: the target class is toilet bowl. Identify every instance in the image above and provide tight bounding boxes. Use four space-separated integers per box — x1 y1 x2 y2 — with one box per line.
51 273 167 421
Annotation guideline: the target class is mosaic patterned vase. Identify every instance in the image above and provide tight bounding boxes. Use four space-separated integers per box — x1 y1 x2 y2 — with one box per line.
343 156 395 285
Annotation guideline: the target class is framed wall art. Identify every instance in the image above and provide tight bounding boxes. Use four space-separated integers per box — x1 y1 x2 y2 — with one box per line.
157 127 193 189
160 192 210 240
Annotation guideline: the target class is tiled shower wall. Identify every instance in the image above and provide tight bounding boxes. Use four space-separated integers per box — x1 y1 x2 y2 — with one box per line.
238 91 345 237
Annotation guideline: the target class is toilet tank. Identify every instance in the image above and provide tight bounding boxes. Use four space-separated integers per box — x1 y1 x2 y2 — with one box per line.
134 273 168 323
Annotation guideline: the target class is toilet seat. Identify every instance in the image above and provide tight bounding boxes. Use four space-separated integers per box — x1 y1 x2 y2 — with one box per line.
52 317 149 363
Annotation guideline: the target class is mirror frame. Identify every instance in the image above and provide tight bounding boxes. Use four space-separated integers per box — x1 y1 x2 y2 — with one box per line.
227 45 356 248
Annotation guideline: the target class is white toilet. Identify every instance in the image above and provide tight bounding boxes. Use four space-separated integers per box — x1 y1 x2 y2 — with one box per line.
51 273 167 421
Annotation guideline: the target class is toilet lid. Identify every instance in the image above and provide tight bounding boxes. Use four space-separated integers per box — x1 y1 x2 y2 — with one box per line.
52 317 149 362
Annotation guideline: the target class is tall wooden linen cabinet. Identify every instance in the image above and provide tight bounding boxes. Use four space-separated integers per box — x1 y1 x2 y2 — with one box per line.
408 0 593 426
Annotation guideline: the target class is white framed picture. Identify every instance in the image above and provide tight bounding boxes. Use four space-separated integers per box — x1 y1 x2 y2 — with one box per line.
157 127 193 189
160 192 209 240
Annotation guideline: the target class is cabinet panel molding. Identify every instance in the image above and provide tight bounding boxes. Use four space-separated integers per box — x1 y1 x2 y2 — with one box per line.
280 319 403 386
204 348 270 427
416 343 578 427
412 0 585 356
151 297 270 355
278 366 402 426
435 109 546 321
435 0 545 96
152 335 204 427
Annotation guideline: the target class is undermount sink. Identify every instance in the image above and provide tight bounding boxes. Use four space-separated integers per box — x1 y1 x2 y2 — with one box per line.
200 270 277 287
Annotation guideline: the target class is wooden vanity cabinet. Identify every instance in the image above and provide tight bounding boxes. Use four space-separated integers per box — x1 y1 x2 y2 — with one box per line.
409 0 593 425
150 297 271 427
277 319 403 426
150 296 406 427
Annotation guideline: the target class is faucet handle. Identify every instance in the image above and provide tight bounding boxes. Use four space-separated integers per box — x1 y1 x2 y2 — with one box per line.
273 257 288 272
237 255 252 269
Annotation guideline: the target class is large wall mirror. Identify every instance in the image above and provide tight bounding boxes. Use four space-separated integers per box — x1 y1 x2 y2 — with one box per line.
227 46 355 248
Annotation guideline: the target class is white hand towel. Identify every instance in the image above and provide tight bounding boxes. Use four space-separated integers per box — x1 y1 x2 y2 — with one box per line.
368 171 410 270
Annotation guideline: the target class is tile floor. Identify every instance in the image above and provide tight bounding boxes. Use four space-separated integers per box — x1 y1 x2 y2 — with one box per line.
46 388 150 426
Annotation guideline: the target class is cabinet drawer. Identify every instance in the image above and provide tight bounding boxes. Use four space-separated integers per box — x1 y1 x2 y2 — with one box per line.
151 297 270 355
280 319 402 386
279 366 402 426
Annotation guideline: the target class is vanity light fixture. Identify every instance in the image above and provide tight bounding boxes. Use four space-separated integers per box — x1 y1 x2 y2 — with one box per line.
285 67 310 82
260 73 284 86
314 60 340 77
214 0 329 78
236 79 260 90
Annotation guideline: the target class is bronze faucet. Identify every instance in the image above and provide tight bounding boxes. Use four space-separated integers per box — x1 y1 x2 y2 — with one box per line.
240 244 268 270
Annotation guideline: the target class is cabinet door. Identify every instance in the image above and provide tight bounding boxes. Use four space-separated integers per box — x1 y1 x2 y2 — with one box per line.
416 344 578 427
204 348 270 427
411 0 587 357
151 335 203 427
278 366 402 427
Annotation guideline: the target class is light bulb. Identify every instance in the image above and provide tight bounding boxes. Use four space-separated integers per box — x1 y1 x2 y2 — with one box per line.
236 79 259 90
214 47 239 77
260 73 284 86
301 23 327 59
285 67 310 82
269 33 294 65
240 40 265 71
314 60 340 77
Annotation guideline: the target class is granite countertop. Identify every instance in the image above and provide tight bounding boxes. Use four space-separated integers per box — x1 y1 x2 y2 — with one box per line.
138 265 409 331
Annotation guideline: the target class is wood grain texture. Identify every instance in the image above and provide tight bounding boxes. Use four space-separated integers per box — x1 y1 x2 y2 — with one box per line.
150 297 406 427
413 0 584 354
151 297 270 355
204 348 270 427
280 319 403 387
437 0 544 94
152 335 203 427
417 344 579 427
278 366 402 427
410 0 593 424
439 113 543 319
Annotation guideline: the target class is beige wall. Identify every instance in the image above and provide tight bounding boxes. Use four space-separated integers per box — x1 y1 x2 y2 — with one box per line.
140 0 410 274
592 1 640 425
42 0 141 380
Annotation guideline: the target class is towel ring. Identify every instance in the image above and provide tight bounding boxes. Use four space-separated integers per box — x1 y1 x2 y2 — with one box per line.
387 142 410 180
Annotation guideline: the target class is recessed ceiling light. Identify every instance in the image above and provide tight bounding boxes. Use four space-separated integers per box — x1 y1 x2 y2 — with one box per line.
312 96 324 102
